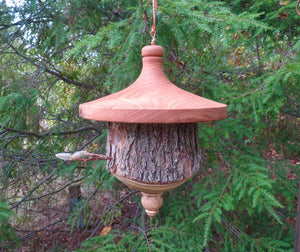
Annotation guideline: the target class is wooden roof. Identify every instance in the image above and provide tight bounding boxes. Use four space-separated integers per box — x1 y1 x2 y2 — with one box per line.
79 45 227 123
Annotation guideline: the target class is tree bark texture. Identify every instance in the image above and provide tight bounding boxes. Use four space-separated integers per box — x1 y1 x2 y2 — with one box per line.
106 122 200 184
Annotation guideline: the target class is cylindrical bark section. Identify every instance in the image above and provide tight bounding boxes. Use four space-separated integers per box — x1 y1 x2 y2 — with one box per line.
106 122 200 184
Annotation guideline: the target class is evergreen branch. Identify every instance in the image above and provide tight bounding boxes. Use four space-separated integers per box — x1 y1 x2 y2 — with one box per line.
4 1 52 43
2 38 94 90
0 125 100 138
192 175 233 247
1 148 33 182
0 19 53 31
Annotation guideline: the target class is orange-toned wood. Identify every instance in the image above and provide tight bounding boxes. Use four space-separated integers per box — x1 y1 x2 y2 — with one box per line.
79 45 227 123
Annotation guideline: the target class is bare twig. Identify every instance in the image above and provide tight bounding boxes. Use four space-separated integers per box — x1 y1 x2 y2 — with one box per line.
294 179 300 252
75 190 139 249
131 225 152 252
78 134 100 151
1 125 99 138
256 38 263 75
20 178 84 203
2 216 69 249
10 168 57 210
133 204 141 227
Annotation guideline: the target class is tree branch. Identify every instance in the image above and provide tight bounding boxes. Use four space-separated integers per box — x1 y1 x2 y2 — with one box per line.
1 125 100 138
3 38 94 90
2 216 69 249
0 19 53 31
74 190 139 249
10 167 58 209
15 178 84 203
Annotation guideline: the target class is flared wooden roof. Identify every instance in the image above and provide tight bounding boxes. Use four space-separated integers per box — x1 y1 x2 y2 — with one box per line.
79 45 227 123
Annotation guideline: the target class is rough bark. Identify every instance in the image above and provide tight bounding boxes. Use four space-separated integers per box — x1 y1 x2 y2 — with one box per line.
106 122 200 184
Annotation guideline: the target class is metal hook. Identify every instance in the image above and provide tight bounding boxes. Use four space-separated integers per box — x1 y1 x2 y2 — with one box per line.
297 0 300 16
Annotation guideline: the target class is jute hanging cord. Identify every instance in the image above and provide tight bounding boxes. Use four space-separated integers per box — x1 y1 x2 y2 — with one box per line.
150 0 158 45
297 0 300 16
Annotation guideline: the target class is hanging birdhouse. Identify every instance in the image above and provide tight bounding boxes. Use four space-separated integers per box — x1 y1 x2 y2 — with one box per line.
79 45 227 218
79 2 227 218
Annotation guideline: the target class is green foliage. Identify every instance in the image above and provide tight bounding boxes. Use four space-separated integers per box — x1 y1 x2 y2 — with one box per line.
0 201 18 248
0 0 299 250
0 89 38 129
77 230 143 251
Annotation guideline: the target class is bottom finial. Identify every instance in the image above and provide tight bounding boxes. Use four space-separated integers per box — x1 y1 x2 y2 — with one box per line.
141 192 163 219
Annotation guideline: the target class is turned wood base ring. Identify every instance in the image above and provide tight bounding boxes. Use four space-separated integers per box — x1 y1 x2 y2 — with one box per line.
114 174 188 194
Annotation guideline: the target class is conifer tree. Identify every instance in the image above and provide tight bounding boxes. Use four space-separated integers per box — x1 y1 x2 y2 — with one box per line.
0 0 299 250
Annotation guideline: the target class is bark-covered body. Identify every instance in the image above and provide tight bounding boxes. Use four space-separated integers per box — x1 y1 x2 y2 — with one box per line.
106 122 200 184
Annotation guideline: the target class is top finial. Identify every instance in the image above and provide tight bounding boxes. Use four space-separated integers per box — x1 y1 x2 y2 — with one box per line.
141 45 164 57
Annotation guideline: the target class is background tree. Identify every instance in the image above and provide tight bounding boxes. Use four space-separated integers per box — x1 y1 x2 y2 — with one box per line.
0 0 299 251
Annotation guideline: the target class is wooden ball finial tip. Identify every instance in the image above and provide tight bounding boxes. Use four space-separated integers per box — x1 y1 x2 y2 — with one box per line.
141 193 163 219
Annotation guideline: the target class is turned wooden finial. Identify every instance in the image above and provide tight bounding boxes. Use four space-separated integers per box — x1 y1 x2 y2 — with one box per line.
141 193 163 219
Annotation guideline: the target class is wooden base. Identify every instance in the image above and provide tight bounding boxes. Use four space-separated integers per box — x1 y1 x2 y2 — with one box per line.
114 174 188 194
114 174 188 218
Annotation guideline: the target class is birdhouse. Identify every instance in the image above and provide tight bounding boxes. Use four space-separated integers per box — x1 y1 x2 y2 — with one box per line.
79 45 227 218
